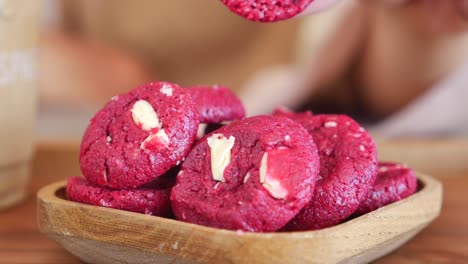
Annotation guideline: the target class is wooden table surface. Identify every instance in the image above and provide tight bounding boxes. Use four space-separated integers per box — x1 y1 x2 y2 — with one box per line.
1 139 468 264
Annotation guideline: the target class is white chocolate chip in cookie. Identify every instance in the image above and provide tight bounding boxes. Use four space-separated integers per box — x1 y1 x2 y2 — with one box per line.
259 151 288 199
141 129 170 149
262 178 288 199
324 121 337 128
207 134 235 182
131 100 162 131
243 172 251 183
259 152 268 184
160 84 173 96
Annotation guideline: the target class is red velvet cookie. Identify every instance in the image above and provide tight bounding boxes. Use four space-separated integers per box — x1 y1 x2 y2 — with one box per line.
220 0 315 22
80 82 199 189
187 85 245 123
355 162 418 215
66 176 173 216
281 114 378 231
170 115 319 232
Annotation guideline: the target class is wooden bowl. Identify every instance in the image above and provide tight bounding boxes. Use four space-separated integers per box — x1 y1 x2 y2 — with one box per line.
37 173 442 264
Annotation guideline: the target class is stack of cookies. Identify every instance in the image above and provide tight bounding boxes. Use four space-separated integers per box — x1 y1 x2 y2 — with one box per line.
67 81 417 232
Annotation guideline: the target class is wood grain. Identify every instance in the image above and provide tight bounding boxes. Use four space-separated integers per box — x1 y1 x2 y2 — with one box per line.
0 140 467 263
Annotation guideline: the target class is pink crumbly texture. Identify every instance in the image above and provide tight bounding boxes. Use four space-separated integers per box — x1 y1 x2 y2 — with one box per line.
170 115 319 232
79 81 199 189
221 0 314 22
66 176 173 216
355 162 418 215
281 114 378 231
188 85 246 123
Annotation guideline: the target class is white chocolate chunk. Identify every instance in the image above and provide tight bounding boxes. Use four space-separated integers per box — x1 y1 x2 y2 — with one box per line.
259 152 268 184
100 199 111 207
207 134 235 182
259 151 288 199
262 178 288 199
131 100 162 131
243 172 251 183
324 121 337 128
155 129 170 144
160 84 173 96
140 129 170 149
359 145 365 151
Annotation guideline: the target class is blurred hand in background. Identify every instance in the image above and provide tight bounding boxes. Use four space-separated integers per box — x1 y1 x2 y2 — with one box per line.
38 0 468 138
242 0 468 136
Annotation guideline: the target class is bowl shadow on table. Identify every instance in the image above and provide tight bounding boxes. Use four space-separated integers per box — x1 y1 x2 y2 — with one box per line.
37 172 442 264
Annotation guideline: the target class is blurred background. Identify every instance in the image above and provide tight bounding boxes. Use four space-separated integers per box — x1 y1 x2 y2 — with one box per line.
38 0 468 140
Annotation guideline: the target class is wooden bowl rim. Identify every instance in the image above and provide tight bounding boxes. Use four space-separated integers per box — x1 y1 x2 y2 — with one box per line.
37 172 442 239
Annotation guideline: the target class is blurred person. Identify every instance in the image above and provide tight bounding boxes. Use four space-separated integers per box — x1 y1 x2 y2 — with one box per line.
242 0 468 137
40 0 468 138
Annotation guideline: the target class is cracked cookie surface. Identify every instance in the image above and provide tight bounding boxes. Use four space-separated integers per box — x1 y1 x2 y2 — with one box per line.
170 115 319 232
280 114 378 231
355 162 418 215
80 82 199 189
